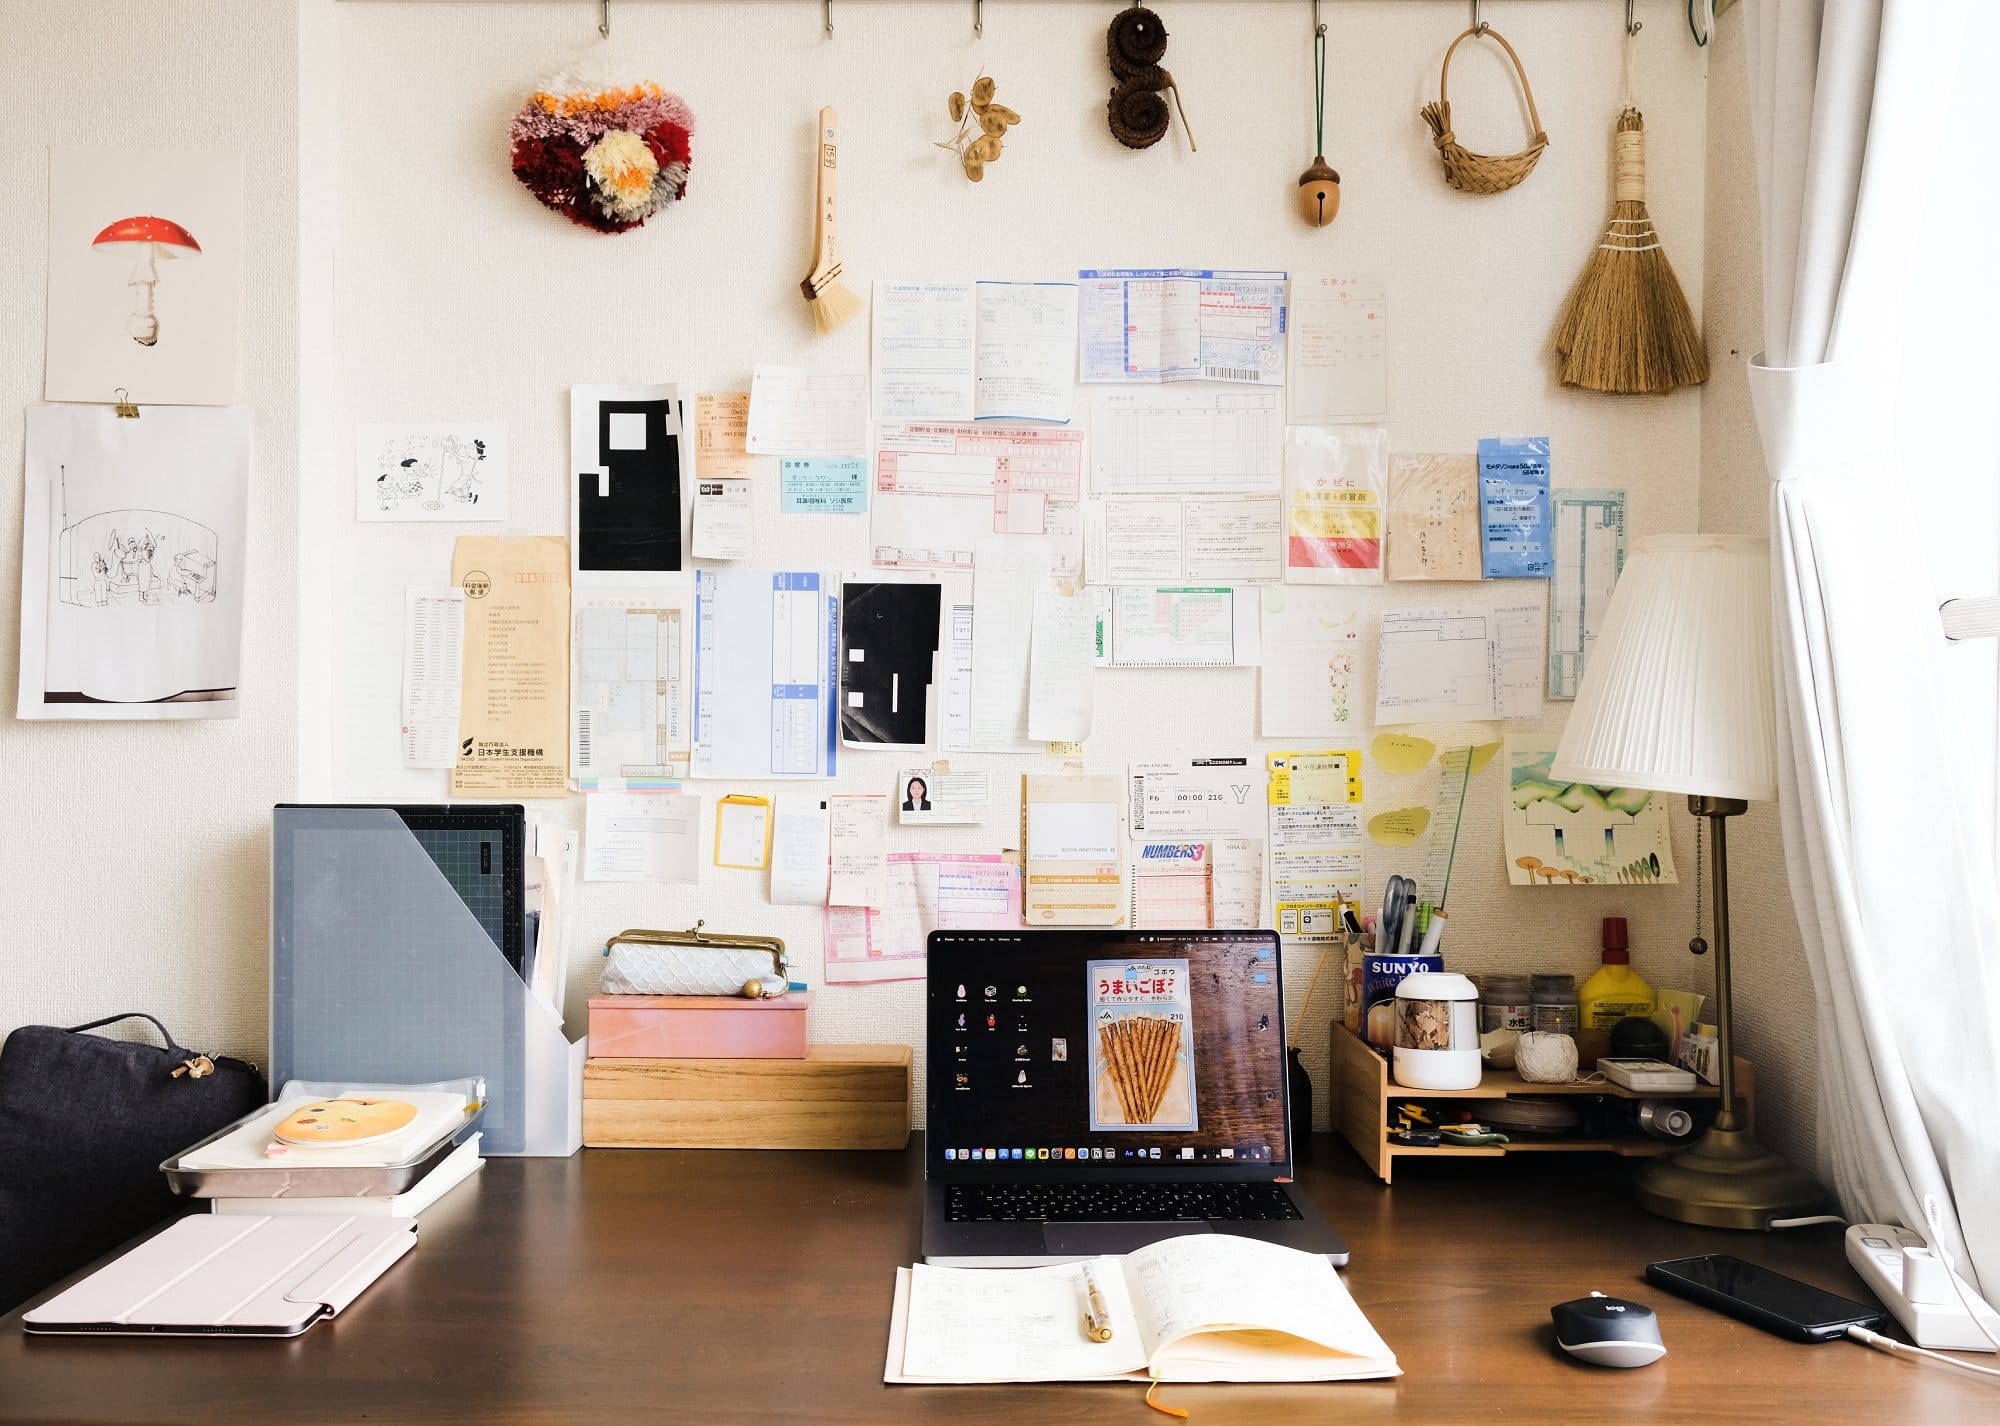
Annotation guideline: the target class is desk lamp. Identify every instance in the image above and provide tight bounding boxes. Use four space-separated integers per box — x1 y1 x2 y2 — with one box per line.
1552 534 1822 1228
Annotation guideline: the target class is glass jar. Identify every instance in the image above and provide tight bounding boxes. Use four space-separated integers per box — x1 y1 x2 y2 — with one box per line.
1531 973 1579 1035
1478 973 1533 1035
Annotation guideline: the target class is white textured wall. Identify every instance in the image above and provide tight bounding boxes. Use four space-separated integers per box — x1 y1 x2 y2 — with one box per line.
0 1 298 1064
311 0 1711 1125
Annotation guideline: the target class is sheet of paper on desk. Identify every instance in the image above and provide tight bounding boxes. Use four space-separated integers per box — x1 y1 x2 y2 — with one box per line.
745 364 868 457
695 391 751 480
825 852 1021 984
1258 587 1365 737
768 794 831 905
1027 586 1096 742
941 601 975 752
452 535 571 797
691 569 838 780
975 281 1077 423
1478 435 1554 578
1376 599 1545 725
828 793 890 908
1095 586 1261 668
401 588 463 769
1282 424 1386 585
1548 488 1627 700
870 423 1084 580
357 422 507 522
970 539 1051 752
570 385 690 588
584 789 700 883
691 479 751 560
896 1259 1149 1381
1504 732 1676 886
840 580 943 748
1077 268 1288 384
1084 494 1283 586
1289 276 1387 425
571 588 692 787
898 765 989 825
1386 453 1482 581
1267 750 1365 944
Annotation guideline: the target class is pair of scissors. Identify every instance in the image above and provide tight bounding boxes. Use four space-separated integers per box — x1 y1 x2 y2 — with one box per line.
1380 876 1414 953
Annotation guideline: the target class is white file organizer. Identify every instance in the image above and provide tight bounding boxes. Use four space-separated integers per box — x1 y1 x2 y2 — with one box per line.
270 806 584 1156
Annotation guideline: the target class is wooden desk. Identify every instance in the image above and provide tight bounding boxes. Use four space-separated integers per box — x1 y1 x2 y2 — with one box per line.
0 1137 1983 1424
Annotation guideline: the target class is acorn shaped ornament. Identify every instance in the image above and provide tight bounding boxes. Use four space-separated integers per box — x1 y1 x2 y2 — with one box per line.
1298 155 1340 227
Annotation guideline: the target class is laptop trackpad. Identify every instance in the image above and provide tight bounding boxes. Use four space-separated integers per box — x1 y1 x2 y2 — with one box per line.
1042 1222 1215 1256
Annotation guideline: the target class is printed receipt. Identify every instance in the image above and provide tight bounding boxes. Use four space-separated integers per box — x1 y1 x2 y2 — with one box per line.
451 535 571 797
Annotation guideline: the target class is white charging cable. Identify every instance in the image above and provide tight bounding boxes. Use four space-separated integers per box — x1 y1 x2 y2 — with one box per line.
1846 1195 2000 1383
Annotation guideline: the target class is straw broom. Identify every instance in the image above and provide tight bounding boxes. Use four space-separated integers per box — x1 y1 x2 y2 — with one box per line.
1553 108 1706 394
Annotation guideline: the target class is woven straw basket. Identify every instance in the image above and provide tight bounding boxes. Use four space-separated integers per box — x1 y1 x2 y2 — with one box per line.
1420 25 1549 194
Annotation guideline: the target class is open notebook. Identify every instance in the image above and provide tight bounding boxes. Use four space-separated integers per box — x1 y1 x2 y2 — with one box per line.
886 1234 1399 1385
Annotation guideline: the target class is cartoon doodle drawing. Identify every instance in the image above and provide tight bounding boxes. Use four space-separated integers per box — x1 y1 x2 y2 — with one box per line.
372 432 490 513
54 466 219 610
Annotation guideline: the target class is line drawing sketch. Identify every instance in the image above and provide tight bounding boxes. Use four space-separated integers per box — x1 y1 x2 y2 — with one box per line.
355 423 508 522
56 466 219 609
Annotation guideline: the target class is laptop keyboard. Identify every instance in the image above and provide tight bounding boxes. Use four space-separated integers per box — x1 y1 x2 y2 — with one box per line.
945 1181 1304 1224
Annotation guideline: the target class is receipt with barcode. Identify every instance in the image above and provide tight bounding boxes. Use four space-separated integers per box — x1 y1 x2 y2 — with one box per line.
1076 268 1288 384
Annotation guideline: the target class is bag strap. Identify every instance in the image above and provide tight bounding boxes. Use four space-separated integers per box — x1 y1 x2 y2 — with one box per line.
63 1012 185 1056
1437 25 1546 141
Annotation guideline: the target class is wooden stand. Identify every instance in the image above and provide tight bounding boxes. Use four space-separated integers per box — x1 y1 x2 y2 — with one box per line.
1329 1023 1754 1185
583 1044 911 1150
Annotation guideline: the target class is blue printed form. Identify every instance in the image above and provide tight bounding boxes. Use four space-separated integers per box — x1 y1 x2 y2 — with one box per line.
691 569 839 779
780 456 869 514
1077 269 1288 384
1478 436 1554 578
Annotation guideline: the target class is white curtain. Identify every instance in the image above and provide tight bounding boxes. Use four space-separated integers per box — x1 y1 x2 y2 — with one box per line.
1747 0 2000 1288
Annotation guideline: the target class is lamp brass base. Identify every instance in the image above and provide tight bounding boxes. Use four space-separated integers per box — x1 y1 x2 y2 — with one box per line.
1633 1125 1823 1230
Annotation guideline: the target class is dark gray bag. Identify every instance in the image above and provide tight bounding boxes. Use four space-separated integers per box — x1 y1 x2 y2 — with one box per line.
0 1013 265 1314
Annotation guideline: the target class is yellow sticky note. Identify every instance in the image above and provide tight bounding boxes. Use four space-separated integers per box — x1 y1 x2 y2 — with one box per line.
1372 734 1436 776
1368 807 1431 846
1438 741 1501 776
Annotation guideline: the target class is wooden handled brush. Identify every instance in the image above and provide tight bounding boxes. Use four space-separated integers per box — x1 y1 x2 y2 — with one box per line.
800 105 861 334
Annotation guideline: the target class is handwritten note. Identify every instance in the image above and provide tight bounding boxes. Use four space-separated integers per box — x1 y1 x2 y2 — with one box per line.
1289 276 1387 425
1386 454 1481 582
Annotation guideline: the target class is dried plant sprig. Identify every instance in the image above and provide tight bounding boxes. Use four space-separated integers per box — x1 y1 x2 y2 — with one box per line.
934 71 1020 182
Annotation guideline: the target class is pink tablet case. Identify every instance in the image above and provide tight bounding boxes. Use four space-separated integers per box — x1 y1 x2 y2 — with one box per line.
24 1214 415 1337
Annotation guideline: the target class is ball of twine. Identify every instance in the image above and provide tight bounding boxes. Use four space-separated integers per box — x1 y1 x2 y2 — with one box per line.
1516 1032 1580 1083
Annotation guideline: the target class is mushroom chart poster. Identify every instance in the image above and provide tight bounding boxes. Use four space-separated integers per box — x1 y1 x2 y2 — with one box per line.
44 147 244 406
17 404 252 719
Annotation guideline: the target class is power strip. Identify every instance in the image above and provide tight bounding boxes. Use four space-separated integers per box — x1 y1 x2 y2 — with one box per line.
1845 1223 2000 1352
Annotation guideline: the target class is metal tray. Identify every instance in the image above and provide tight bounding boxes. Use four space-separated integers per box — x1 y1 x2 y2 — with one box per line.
162 1089 484 1200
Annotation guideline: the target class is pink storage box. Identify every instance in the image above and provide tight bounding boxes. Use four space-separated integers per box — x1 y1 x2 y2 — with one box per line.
588 992 810 1060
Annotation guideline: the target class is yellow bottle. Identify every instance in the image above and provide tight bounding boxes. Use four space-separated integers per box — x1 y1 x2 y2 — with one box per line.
1576 917 1654 1067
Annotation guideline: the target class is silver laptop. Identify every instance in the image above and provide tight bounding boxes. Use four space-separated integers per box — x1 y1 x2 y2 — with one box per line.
921 928 1349 1267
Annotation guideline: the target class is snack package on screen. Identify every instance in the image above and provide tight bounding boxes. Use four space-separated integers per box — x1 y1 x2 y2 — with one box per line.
1087 958 1197 1133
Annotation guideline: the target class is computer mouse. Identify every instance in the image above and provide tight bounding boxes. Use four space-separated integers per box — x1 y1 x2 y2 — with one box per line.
1551 1294 1666 1368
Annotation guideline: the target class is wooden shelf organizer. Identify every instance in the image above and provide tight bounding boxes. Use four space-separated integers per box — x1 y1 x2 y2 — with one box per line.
1329 1023 1754 1185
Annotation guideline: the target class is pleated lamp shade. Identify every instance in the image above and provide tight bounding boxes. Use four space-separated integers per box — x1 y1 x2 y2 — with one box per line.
1551 533 1778 802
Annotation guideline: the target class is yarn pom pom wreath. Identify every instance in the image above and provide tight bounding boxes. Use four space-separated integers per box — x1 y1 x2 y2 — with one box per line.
509 73 694 233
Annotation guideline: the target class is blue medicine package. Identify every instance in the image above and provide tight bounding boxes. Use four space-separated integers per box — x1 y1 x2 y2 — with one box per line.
1478 436 1553 578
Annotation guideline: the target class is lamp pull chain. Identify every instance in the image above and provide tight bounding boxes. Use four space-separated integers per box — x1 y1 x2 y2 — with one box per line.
1689 816 1709 955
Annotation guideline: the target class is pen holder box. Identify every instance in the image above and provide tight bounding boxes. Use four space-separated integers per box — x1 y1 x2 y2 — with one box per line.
587 993 810 1060
582 1044 911 1150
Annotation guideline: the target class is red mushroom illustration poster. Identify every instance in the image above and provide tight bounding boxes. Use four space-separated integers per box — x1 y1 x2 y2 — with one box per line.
17 405 251 719
44 147 243 406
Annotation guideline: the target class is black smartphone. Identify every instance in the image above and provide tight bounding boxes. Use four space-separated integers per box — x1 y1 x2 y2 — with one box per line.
1646 1254 1886 1343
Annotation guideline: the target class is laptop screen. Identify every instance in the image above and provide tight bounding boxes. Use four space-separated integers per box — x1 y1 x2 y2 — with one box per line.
926 930 1290 1180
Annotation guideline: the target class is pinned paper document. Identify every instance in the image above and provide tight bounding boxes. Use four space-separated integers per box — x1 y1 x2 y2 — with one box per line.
715 794 773 870
1282 425 1387 585
872 280 1078 424
1375 600 1545 725
828 793 891 908
1288 276 1387 425
1022 773 1127 927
